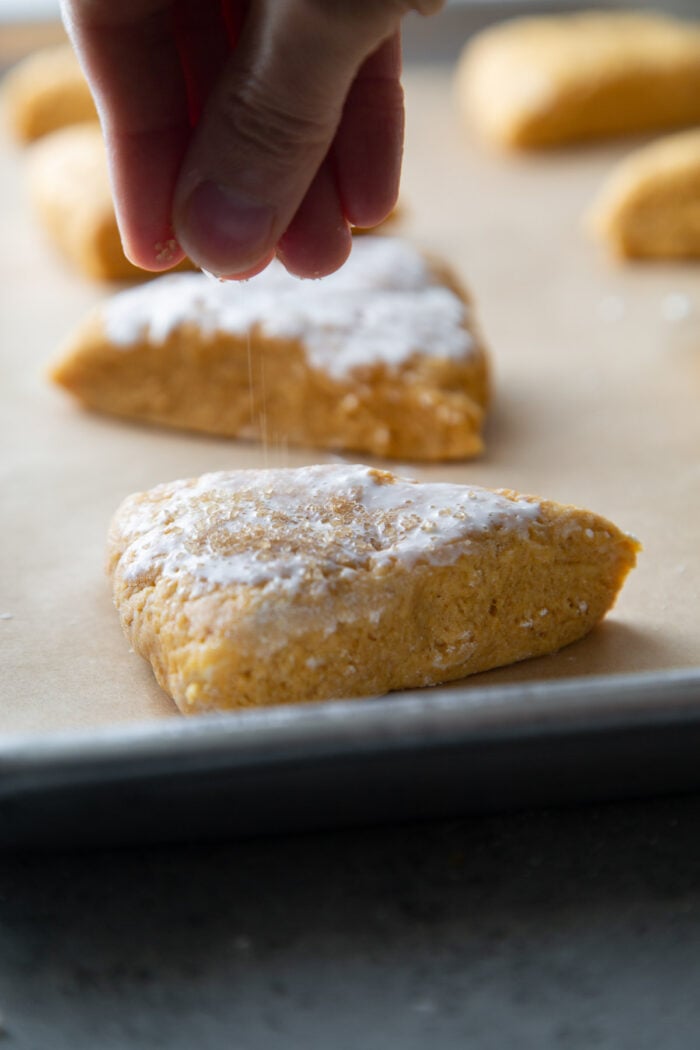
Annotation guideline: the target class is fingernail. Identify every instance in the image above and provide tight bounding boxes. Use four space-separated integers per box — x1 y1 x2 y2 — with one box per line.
219 253 277 281
178 180 274 276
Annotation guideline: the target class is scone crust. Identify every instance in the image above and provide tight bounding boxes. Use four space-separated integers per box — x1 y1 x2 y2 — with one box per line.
588 129 700 259
3 44 97 142
50 240 490 460
107 465 639 712
458 11 700 148
27 124 193 280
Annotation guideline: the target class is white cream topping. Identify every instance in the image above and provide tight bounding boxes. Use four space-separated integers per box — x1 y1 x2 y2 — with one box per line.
113 464 541 598
101 238 474 380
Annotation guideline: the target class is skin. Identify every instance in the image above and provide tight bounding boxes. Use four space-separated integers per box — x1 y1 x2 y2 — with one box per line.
59 0 444 279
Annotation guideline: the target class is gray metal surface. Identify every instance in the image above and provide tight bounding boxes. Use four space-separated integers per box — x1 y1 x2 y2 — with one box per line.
2 669 700 847
2 792 700 1049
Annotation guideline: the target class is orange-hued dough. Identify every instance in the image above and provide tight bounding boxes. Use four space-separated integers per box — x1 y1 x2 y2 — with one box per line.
458 11 700 149
50 237 490 461
27 123 194 281
3 43 97 142
107 464 640 712
588 129 700 260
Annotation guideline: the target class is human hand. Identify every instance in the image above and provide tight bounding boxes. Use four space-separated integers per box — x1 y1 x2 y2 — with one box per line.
60 0 444 279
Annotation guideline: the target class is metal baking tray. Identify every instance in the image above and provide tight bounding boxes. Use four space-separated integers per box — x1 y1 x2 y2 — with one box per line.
2 3 699 847
2 670 700 849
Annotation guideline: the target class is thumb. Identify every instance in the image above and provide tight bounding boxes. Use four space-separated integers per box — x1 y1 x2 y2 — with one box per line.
172 0 429 278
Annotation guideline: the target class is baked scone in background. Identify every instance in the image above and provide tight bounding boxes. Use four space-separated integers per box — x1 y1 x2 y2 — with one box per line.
26 123 194 281
50 237 491 461
107 464 640 713
588 128 700 260
457 10 700 149
3 43 97 142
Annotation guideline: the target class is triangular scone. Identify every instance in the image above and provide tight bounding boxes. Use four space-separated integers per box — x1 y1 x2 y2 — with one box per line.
3 44 97 142
27 124 194 280
457 11 700 149
588 129 700 259
107 464 639 713
50 238 490 460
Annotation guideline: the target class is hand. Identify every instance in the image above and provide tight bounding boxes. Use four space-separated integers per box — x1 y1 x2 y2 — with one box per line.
60 0 444 279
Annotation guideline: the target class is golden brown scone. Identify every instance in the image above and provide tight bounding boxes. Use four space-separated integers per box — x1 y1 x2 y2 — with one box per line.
26 123 193 281
3 43 97 142
457 11 700 149
107 464 640 712
50 237 490 460
588 129 700 260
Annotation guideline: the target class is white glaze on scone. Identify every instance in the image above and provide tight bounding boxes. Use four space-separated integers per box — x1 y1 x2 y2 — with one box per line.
101 238 474 380
108 465 639 710
113 464 541 600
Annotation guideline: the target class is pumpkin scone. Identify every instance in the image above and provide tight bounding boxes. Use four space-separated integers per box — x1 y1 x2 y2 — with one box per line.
588 129 700 260
3 43 97 142
27 123 193 280
457 10 700 149
50 237 490 460
107 464 639 712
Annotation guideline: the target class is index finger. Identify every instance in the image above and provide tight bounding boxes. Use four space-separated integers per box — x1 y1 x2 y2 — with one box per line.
60 0 194 269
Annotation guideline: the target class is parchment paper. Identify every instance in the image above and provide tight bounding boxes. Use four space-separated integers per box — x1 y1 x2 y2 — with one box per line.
2 31 698 735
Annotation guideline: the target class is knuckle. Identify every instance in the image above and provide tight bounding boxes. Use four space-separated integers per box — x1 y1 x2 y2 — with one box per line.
216 78 333 167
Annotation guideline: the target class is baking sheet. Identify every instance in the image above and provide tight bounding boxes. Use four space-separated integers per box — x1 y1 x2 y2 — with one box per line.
2 10 699 843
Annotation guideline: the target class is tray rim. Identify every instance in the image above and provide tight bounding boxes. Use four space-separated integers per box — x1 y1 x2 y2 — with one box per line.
3 2 699 843
3 667 700 789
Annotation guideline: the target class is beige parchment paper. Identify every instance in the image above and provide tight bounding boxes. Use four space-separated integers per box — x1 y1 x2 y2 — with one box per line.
1 45 699 735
